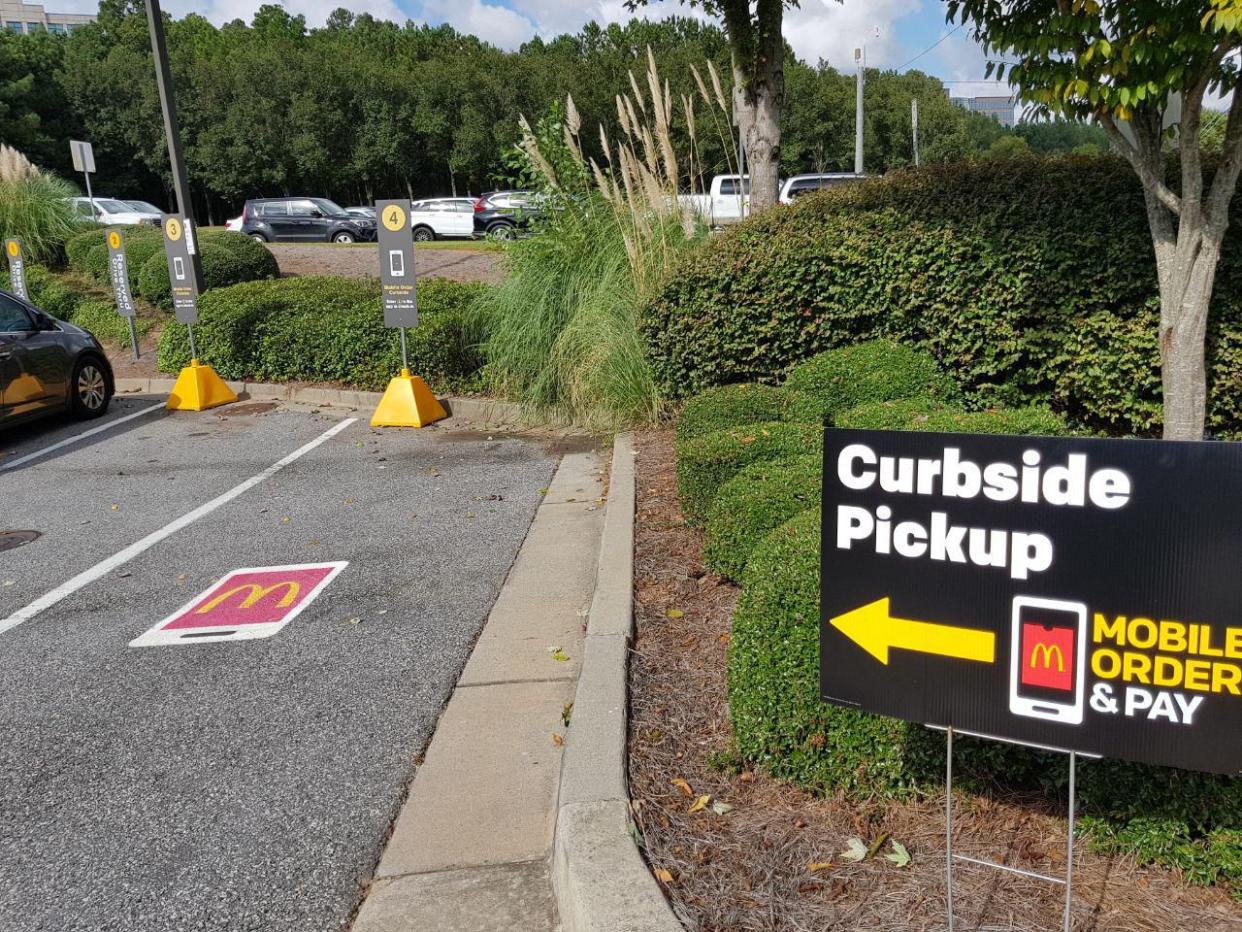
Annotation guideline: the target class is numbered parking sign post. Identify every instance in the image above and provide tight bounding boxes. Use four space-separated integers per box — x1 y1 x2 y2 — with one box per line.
4 238 27 300
161 213 235 412
369 199 447 429
819 428 1242 930
105 228 141 360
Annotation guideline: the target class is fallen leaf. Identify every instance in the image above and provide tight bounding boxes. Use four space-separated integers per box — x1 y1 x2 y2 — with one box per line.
551 733 564 747
562 702 573 726
670 778 694 798
866 833 890 860
281 517 290 524
688 794 711 813
2 580 13 587
885 840 911 868
840 838 868 862
110 504 119 511
738 436 757 444
808 862 836 873
711 800 734 815
653 868 675 884
346 616 362 625
719 633 731 644
549 648 570 662
665 609 684 619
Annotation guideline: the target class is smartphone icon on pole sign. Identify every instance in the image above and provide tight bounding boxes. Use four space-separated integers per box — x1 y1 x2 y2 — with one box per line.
388 250 405 278
1008 596 1088 725
173 256 186 281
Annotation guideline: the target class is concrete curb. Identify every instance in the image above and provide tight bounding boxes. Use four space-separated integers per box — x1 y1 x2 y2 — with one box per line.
553 432 684 932
113 378 521 425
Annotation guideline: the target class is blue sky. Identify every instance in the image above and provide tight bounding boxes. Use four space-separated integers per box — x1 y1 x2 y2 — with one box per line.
58 0 1011 97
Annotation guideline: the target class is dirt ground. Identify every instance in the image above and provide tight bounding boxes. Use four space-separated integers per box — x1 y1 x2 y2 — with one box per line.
268 242 505 284
627 428 1242 932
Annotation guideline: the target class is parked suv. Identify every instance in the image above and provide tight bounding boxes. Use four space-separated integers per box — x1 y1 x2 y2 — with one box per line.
778 173 865 205
240 197 376 243
472 191 542 240
411 198 476 241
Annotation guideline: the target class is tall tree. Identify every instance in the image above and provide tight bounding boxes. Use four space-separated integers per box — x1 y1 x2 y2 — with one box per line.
625 0 839 210
949 0 1242 440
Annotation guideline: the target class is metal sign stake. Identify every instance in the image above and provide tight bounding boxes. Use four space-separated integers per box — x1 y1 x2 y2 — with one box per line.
944 730 1078 932
399 326 409 371
188 323 198 362
129 318 140 361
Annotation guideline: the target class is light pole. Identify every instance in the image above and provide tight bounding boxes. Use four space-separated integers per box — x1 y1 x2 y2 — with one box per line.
854 47 865 175
145 0 194 223
913 98 920 167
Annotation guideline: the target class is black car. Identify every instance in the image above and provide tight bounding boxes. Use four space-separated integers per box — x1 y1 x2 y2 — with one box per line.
240 197 376 244
1 289 113 427
472 191 543 240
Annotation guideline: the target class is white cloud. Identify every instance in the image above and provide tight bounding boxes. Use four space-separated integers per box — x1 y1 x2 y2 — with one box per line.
420 0 538 46
782 0 919 72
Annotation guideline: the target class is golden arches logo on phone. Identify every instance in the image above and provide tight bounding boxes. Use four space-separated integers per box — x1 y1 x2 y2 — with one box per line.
382 205 406 232
108 231 122 250
6 240 18 257
165 217 182 241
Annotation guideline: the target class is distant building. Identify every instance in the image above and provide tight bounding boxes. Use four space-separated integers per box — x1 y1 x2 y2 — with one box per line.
948 94 1017 128
0 0 94 34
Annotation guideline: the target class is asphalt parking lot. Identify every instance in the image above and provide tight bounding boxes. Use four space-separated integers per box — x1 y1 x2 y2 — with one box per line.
0 397 559 931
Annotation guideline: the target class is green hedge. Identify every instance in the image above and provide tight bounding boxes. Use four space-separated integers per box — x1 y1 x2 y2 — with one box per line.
200 229 279 281
68 298 151 348
138 244 249 309
782 341 959 424
675 422 822 523
157 276 487 392
729 509 1242 893
836 398 1070 436
704 454 821 582
675 383 791 446
642 154 1242 438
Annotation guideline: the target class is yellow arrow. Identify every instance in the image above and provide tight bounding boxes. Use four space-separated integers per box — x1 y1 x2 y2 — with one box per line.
830 598 995 665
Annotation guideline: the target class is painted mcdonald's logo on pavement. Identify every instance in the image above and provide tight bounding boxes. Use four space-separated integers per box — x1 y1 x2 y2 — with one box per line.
130 562 347 647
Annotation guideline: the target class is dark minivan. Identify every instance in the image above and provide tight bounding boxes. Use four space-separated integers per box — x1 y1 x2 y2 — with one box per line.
240 197 376 244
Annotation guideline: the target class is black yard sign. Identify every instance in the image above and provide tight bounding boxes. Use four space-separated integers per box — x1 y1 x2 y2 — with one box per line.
820 428 1242 776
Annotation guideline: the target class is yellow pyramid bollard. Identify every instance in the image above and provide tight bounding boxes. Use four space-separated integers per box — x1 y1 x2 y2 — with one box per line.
166 359 238 412
370 369 447 428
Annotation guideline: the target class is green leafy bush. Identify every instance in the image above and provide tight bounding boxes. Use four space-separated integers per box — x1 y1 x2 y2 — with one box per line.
200 229 279 281
676 383 791 445
781 340 959 424
157 276 487 392
69 298 151 348
137 244 245 309
19 264 82 321
836 398 1070 436
65 228 104 272
704 454 821 582
642 154 1242 437
676 422 822 522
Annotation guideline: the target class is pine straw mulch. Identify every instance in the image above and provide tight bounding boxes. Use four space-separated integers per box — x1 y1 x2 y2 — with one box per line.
627 428 1242 932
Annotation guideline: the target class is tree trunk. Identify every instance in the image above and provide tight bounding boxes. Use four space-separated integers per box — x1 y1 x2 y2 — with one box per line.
1157 234 1220 440
405 176 413 202
732 58 782 211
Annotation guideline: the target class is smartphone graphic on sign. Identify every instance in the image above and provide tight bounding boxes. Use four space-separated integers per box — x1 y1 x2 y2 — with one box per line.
173 256 186 281
1008 596 1088 725
389 250 405 278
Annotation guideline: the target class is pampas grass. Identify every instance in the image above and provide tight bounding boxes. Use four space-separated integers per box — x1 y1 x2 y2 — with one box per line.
0 146 78 263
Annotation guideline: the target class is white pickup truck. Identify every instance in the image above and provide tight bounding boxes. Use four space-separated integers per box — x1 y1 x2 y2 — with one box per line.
679 175 750 226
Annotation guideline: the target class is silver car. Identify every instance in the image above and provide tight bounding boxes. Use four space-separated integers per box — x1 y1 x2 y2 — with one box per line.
0 289 113 427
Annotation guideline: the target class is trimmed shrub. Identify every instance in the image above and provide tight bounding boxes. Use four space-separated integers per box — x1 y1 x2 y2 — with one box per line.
69 298 151 349
676 422 822 523
728 509 944 796
836 398 1070 436
704 454 821 582
137 244 245 309
157 276 488 392
65 228 103 272
781 340 959 425
84 243 110 283
641 154 1242 437
676 383 790 446
200 230 279 281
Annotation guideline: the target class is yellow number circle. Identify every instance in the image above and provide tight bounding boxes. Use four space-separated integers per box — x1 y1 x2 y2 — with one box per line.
108 231 121 250
6 240 18 257
165 217 183 241
382 205 407 232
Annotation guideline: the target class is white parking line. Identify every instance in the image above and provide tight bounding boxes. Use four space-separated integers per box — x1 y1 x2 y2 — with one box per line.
0 416 357 637
0 403 165 473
